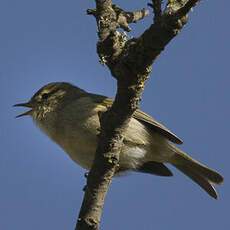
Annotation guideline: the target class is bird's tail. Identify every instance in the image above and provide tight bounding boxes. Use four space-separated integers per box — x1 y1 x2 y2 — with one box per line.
169 146 223 199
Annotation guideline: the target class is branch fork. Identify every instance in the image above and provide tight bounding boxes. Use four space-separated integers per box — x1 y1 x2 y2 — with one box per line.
87 5 149 32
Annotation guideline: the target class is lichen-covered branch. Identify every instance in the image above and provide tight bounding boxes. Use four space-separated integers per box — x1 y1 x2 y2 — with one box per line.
75 0 201 229
113 5 149 32
87 5 149 32
174 0 200 19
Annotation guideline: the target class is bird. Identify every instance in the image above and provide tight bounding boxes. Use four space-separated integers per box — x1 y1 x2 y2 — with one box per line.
14 82 223 199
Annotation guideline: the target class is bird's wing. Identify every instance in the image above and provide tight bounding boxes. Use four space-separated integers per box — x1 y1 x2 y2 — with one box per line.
133 109 183 144
91 95 183 144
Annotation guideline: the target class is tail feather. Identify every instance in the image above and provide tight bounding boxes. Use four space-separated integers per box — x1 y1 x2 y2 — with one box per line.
170 147 223 199
174 164 218 199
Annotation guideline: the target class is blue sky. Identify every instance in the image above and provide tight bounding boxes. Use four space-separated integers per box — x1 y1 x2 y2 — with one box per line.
0 0 229 229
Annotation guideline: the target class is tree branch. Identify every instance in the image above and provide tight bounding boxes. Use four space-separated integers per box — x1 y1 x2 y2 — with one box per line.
76 0 201 229
87 5 149 32
148 0 162 23
115 5 149 31
174 0 200 19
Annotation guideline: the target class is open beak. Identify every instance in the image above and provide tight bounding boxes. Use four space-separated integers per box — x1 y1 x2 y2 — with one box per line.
14 102 33 118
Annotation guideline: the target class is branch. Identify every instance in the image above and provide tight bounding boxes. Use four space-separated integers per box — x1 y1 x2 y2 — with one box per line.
148 0 162 23
76 0 201 229
113 0 201 74
174 0 200 19
113 5 149 32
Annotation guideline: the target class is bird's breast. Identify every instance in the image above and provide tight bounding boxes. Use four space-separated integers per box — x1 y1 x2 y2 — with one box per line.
55 112 100 169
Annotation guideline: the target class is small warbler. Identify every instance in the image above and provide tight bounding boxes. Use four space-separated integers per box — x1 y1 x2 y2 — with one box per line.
14 82 223 199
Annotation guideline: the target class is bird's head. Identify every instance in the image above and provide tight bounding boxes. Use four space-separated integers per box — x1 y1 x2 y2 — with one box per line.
14 82 86 120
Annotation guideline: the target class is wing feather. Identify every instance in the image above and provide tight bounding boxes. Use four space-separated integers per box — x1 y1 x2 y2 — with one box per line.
92 95 183 144
133 110 183 144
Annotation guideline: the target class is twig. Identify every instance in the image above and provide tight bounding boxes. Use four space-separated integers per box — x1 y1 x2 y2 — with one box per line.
148 0 162 23
113 5 149 31
174 0 200 19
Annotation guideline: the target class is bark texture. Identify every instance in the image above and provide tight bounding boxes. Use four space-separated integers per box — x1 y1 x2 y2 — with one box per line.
76 1 200 229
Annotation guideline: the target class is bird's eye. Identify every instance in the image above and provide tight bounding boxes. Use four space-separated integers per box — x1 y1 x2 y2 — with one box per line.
41 93 49 100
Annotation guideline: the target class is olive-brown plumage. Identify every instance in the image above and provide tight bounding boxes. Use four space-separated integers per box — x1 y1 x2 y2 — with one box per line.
15 82 224 199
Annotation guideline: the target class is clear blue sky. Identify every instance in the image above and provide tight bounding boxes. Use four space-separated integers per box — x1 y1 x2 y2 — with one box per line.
0 0 229 229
